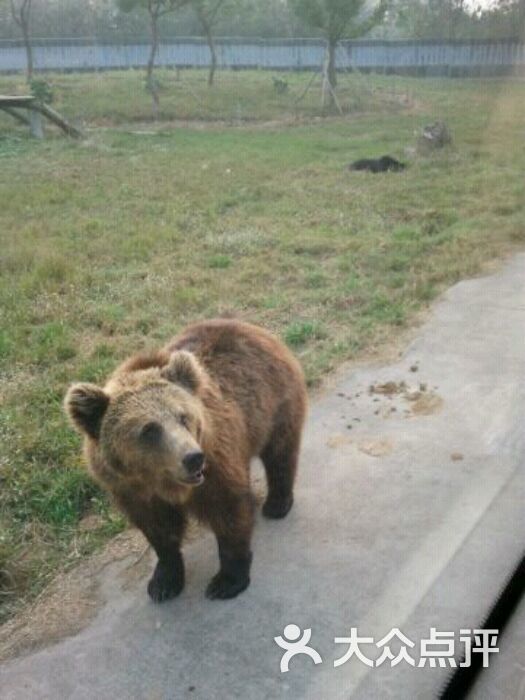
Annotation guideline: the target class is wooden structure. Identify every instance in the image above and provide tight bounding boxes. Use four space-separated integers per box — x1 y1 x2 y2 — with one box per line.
0 95 82 138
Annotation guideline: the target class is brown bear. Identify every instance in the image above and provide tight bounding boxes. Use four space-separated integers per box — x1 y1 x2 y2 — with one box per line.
64 319 307 602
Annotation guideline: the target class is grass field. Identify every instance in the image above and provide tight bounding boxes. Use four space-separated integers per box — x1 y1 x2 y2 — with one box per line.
1 69 524 622
1 68 415 124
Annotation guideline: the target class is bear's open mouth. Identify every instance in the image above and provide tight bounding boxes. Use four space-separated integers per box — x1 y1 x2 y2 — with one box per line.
185 472 204 485
181 465 206 486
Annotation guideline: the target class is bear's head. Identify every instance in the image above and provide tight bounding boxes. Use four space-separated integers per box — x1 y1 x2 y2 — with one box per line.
64 351 209 496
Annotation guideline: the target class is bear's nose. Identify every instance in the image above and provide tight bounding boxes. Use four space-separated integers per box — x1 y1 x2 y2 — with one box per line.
182 450 205 474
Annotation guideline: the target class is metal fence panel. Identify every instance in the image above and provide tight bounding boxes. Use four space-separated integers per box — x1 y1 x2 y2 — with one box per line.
1 38 524 74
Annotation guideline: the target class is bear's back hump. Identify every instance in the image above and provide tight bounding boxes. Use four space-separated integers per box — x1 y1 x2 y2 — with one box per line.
167 319 305 425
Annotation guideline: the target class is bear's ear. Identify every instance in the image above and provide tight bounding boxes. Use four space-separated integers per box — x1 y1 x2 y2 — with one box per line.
161 351 203 393
64 383 109 440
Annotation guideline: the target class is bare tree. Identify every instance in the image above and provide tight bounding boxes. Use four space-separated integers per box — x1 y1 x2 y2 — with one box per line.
118 0 190 116
191 0 233 86
289 0 387 105
10 0 33 81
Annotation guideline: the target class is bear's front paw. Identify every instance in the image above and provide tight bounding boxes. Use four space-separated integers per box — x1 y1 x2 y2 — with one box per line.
205 571 250 600
147 561 184 603
263 494 294 519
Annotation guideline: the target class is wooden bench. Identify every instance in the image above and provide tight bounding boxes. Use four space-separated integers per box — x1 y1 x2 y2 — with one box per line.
0 95 83 139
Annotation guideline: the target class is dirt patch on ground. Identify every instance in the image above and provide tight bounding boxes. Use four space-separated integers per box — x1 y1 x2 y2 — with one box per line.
368 381 408 397
96 114 342 134
326 434 353 449
357 438 395 458
367 379 443 418
0 476 268 664
0 530 146 663
406 390 444 416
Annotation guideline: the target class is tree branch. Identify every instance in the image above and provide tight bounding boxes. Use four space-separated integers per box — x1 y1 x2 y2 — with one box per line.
10 0 22 27
208 0 225 24
349 0 388 38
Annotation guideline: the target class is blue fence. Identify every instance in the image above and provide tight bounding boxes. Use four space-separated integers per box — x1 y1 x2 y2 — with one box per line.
1 37 524 75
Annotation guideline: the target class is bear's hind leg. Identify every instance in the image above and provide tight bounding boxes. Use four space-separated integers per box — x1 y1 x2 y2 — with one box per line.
260 410 303 519
115 492 186 603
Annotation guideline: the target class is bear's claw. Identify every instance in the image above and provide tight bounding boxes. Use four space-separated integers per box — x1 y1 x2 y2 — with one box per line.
147 562 184 603
205 572 250 600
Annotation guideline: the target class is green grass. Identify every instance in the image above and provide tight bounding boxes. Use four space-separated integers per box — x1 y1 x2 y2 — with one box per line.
1 70 524 622
285 321 325 347
0 68 415 125
208 254 232 269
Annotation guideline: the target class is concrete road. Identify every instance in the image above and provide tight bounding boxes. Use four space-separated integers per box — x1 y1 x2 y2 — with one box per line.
1 255 525 700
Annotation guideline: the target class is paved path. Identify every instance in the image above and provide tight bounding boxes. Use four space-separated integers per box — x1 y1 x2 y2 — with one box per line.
2 255 525 700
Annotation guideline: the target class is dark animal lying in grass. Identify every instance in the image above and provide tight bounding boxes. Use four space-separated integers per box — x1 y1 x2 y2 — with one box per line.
349 156 406 173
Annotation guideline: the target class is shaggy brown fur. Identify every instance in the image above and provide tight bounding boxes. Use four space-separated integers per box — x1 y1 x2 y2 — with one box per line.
65 319 307 602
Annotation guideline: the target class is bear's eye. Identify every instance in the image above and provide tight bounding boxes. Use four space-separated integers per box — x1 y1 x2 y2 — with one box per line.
179 414 189 428
139 421 163 444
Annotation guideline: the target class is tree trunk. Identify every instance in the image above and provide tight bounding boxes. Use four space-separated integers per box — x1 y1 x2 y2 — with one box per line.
147 6 160 118
21 18 33 81
327 38 337 92
10 0 33 82
205 23 217 87
198 10 217 87
146 12 159 85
